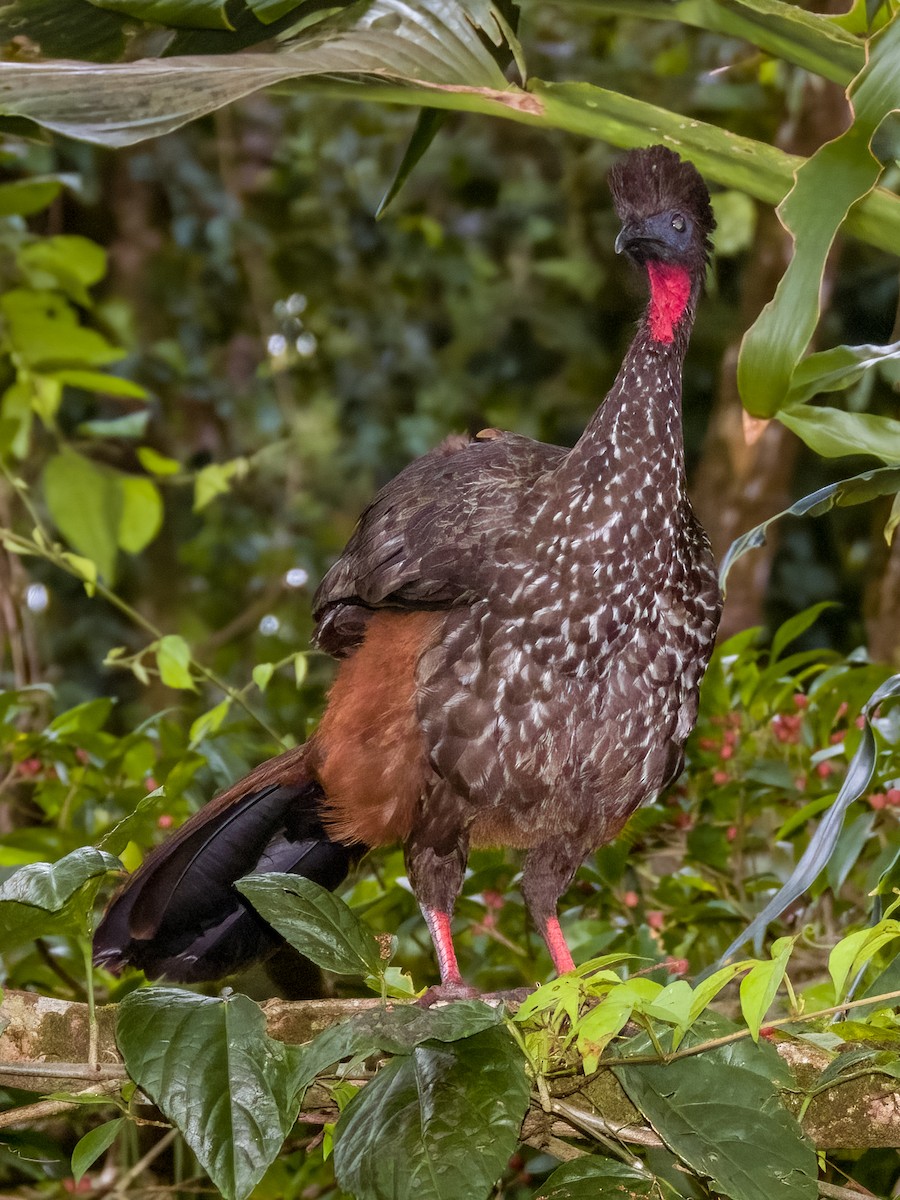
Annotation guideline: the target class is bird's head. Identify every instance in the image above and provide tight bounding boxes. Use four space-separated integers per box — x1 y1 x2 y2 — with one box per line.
609 145 715 343
609 144 715 272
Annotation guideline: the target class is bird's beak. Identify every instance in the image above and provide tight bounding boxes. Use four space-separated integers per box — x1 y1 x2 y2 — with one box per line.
615 223 641 255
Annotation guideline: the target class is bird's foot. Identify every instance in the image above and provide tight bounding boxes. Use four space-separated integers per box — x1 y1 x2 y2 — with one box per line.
416 980 482 1007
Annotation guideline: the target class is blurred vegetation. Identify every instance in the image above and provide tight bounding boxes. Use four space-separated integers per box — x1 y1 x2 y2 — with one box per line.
0 1 900 1197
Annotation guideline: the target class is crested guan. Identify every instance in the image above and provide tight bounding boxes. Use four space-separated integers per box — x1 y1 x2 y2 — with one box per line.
94 145 723 994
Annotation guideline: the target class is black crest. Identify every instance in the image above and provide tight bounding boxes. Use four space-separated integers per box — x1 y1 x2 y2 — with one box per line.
609 145 715 244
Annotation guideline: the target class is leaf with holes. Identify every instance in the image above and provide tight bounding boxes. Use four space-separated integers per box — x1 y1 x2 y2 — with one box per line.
116 989 300 1200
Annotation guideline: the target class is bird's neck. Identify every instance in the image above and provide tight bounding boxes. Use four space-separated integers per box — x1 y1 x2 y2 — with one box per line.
565 262 700 497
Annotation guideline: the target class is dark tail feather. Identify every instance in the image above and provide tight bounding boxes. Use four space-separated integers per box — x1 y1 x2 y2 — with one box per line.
93 744 363 982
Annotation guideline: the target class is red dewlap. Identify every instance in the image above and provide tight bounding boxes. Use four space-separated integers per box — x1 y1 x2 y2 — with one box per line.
647 262 692 343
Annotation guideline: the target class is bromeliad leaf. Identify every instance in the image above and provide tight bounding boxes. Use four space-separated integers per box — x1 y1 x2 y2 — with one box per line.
333 1025 530 1200
116 989 300 1200
237 872 384 977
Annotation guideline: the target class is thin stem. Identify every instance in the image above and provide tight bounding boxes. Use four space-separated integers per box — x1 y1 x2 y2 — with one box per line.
81 936 98 1070
606 988 900 1067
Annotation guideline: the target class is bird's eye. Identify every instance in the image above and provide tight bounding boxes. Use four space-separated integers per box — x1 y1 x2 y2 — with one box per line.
671 214 686 232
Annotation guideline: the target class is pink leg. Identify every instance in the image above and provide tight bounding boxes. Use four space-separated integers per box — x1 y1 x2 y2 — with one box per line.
543 915 575 975
421 904 464 985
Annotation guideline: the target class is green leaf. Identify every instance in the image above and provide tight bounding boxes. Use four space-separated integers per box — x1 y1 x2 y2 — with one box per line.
719 467 900 590
292 1000 504 1093
714 674 900 963
377 107 448 219
47 696 114 736
18 235 107 304
574 0 864 85
770 602 836 662
536 1157 665 1199
0 846 121 949
194 460 246 511
777 405 900 464
828 919 900 1002
51 369 148 399
116 989 299 1200
118 475 163 554
293 652 308 687
87 0 234 30
0 178 63 217
189 698 231 746
739 937 794 1041
237 872 384 977
614 1019 816 1200
0 1 509 147
0 846 121 911
785 339 900 406
78 409 151 437
334 1025 530 1200
252 662 274 692
71 1118 126 1184
137 446 181 475
155 633 196 690
738 15 900 416
43 449 122 583
0 290 123 368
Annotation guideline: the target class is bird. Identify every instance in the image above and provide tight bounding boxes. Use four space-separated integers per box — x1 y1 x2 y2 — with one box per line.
93 145 723 996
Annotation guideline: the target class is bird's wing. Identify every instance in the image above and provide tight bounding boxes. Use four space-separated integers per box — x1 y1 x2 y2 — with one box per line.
313 430 566 654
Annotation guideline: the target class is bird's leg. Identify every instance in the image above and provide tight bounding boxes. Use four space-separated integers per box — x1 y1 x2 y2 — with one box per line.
521 838 584 976
406 813 476 1001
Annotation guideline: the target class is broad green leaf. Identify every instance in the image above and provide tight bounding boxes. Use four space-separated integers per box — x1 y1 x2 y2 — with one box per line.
237 872 384 977
537 1157 670 1199
0 178 63 217
828 919 900 1002
71 1118 126 1184
777 405 900 464
0 846 121 910
0 290 123 369
0 846 121 949
118 475 163 554
0 1 508 147
116 989 300 1200
88 0 234 30
43 449 122 583
786 340 900 406
738 15 900 416
291 1000 504 1093
155 633 196 690
739 937 794 1041
334 1025 530 1200
614 1019 816 1200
